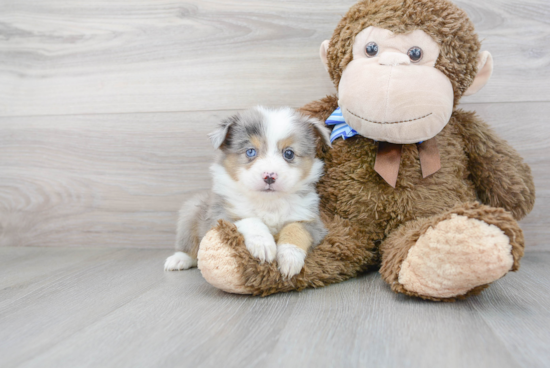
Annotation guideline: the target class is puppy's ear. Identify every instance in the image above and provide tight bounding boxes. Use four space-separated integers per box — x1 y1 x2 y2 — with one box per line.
308 117 332 147
208 115 239 149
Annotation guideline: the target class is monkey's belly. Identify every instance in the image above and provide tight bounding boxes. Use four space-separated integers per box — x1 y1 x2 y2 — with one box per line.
317 134 477 238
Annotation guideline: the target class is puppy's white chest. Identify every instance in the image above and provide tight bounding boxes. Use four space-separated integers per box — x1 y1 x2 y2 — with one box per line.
247 200 290 234
253 196 315 234
259 210 288 234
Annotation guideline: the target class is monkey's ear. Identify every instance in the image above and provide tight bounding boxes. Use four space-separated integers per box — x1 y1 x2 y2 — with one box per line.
308 117 332 147
208 115 238 149
319 40 330 72
463 51 493 96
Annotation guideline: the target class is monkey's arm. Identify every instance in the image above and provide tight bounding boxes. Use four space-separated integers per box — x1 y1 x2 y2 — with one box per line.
454 109 535 220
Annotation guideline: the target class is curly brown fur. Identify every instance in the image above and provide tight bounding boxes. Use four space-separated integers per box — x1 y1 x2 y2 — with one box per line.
299 95 340 125
379 202 525 302
454 110 536 220
212 213 378 296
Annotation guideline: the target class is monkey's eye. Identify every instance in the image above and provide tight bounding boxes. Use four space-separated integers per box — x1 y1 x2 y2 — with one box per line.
365 42 378 57
246 148 257 158
283 149 295 161
407 46 423 62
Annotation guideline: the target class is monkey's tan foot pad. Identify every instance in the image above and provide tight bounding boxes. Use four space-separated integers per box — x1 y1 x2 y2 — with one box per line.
197 227 251 294
398 214 514 299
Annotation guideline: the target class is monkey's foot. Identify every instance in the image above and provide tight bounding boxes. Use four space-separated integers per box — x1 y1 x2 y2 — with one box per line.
197 223 251 294
380 203 524 301
399 214 513 298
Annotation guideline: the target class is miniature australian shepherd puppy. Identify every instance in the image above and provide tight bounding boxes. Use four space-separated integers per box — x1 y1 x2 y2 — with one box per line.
164 106 331 278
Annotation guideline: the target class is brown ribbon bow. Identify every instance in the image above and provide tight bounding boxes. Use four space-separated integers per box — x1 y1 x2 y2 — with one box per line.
373 137 441 188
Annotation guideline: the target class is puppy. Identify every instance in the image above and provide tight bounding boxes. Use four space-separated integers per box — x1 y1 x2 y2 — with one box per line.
164 106 331 278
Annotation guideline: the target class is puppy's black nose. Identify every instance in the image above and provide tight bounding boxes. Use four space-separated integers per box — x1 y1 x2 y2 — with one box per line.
263 172 277 184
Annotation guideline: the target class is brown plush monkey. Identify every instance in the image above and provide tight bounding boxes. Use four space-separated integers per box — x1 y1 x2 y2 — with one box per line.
196 0 535 301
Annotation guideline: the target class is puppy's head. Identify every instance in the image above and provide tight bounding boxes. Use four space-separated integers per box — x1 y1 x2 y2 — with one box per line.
209 106 330 195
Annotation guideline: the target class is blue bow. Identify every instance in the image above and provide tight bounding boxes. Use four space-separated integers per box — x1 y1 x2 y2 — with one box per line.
325 107 358 143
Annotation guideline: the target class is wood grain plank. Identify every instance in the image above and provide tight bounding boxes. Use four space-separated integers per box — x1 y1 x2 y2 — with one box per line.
19 263 296 368
1 102 547 250
0 0 548 117
468 253 550 368
0 248 117 308
0 110 230 249
5 248 547 368
0 246 36 266
1 248 548 368
266 275 520 368
457 0 550 104
0 248 168 367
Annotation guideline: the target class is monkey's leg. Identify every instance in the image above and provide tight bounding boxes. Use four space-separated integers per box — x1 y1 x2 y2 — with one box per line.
379 202 524 302
197 214 378 296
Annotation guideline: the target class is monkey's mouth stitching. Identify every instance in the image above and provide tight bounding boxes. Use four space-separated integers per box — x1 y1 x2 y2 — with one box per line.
346 108 432 125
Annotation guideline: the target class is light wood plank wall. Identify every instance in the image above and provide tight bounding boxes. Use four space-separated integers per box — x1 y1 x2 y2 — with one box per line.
0 0 548 250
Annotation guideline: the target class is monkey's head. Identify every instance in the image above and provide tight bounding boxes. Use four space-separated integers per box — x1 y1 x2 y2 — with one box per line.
320 0 493 144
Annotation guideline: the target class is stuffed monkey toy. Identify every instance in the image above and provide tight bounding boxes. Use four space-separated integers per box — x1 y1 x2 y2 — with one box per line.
196 0 535 301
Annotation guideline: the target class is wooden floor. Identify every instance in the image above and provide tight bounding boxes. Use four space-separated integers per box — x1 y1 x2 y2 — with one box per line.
1 247 549 368
1 1 549 367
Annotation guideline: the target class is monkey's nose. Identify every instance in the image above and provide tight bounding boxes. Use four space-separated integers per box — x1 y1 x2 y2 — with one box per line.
263 172 277 184
378 52 410 66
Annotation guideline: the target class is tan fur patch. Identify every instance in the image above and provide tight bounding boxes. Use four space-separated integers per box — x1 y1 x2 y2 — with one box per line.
223 154 241 181
250 136 262 151
277 136 314 180
278 137 295 152
298 157 314 181
250 135 270 159
277 222 313 252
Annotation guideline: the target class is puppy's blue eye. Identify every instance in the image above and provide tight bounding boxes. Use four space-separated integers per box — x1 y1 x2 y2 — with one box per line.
283 149 295 161
246 148 257 158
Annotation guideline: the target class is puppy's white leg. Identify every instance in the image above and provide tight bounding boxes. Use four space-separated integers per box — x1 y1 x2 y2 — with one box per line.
277 244 306 278
164 251 197 271
235 218 277 263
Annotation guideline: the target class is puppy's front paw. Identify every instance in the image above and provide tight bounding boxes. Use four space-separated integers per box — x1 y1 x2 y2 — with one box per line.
277 244 306 278
235 218 277 263
243 233 277 263
164 251 197 271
